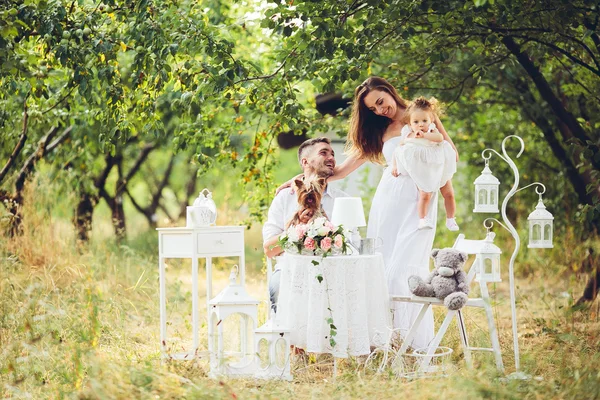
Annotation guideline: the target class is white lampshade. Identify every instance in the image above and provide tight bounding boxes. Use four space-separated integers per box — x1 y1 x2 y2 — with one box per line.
331 197 366 228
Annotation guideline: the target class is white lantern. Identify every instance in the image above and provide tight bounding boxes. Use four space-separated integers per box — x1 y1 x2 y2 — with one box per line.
527 197 554 249
473 161 500 213
208 265 259 378
474 231 502 283
254 311 293 381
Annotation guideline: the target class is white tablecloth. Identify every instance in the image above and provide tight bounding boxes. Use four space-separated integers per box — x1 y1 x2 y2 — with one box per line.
275 253 391 358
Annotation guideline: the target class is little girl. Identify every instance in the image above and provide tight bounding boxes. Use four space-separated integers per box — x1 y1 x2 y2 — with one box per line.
392 97 458 231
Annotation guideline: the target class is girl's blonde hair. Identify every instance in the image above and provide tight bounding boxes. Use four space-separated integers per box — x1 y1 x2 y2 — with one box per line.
406 96 444 119
346 76 409 164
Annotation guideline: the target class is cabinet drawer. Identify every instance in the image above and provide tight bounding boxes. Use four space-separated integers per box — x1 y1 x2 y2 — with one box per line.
161 233 193 256
196 231 243 255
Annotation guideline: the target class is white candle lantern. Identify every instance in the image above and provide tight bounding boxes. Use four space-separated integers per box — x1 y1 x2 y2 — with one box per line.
254 311 292 381
474 231 502 283
473 159 500 213
208 265 259 378
527 195 554 249
187 188 218 227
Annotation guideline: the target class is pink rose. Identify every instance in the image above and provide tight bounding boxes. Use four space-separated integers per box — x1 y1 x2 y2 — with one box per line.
320 237 332 251
334 234 343 248
304 237 316 250
295 224 307 239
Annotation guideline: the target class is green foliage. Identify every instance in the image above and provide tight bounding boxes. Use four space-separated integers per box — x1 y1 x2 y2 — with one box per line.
1 0 599 241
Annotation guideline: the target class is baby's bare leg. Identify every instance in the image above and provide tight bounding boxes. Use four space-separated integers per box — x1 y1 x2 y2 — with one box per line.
440 180 456 218
418 190 433 219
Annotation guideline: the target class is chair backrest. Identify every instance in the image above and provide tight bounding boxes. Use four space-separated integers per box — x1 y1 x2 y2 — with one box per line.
452 233 486 285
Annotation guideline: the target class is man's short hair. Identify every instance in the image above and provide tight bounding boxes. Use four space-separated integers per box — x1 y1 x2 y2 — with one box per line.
297 137 331 163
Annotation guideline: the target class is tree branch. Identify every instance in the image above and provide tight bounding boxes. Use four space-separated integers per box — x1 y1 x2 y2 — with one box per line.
46 125 73 152
501 35 599 171
509 34 600 77
0 98 29 185
15 126 60 192
117 143 157 193
233 48 297 84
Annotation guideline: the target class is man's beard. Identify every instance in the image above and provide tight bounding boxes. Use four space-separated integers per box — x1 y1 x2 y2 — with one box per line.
316 167 334 178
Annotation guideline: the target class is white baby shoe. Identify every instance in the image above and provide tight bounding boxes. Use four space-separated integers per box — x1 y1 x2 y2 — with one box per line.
446 218 460 231
418 218 434 230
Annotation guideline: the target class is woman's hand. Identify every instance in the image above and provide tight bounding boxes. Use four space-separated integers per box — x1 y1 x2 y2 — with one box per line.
454 147 460 162
275 173 304 195
391 165 400 177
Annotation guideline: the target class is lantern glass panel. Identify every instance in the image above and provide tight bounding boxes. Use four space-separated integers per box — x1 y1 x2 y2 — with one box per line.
544 224 552 241
275 338 288 369
484 258 493 275
220 313 255 366
532 224 541 241
257 338 270 369
478 189 487 205
490 189 497 205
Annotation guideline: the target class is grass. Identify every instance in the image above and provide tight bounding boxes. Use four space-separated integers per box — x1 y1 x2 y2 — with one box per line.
1 178 600 399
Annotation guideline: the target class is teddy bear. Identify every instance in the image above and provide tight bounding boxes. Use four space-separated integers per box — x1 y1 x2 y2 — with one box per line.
408 248 470 310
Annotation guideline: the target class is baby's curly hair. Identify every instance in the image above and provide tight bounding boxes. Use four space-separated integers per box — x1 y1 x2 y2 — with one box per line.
406 96 444 118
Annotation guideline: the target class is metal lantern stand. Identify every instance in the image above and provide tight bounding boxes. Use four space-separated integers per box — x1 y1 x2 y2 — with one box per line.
475 135 554 376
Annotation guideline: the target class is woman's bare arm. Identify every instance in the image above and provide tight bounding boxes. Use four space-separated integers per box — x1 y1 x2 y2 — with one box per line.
275 155 366 194
328 155 366 182
434 114 459 160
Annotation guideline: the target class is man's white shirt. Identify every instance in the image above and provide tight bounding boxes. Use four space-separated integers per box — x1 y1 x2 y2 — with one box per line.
262 185 350 244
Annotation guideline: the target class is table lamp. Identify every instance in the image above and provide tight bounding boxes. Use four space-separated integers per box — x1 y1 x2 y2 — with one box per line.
331 197 366 249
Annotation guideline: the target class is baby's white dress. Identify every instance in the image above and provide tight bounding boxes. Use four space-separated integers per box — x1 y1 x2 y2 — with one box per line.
394 124 457 193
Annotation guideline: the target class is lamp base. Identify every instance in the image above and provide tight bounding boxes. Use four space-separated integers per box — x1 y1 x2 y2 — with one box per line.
351 230 361 251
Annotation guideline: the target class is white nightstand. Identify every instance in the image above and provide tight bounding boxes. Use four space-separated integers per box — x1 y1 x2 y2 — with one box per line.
157 226 246 360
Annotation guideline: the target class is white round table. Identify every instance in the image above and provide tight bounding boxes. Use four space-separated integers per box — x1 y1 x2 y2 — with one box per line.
274 253 391 358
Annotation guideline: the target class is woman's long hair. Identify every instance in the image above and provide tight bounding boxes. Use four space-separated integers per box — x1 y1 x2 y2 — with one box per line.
345 76 409 164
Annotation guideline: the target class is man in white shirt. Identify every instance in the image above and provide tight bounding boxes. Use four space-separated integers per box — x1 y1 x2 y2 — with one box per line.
263 137 349 311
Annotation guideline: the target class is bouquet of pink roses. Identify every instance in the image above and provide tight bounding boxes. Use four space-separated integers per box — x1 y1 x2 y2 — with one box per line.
278 217 350 256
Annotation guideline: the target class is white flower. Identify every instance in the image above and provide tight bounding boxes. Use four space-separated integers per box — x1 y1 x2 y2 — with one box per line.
286 225 300 242
317 226 330 236
307 225 319 238
314 217 327 227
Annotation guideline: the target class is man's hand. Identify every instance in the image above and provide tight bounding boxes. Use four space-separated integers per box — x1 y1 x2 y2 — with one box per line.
275 173 304 195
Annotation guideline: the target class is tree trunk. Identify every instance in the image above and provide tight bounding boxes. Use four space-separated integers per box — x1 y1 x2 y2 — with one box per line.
111 194 127 240
75 192 95 242
575 249 600 306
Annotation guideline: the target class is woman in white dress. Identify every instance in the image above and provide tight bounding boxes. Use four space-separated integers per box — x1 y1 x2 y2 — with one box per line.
329 77 458 349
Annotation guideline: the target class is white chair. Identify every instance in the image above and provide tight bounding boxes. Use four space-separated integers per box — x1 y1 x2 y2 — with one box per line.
392 234 504 373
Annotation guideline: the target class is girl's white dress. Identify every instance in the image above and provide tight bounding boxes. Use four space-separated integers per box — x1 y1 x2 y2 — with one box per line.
366 136 437 350
394 124 456 193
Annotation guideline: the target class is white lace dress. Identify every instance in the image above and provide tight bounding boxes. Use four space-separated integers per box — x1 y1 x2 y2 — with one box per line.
366 136 436 349
394 124 456 193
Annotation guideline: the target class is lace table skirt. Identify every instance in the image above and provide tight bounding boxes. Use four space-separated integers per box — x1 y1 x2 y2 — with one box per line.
275 253 391 358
